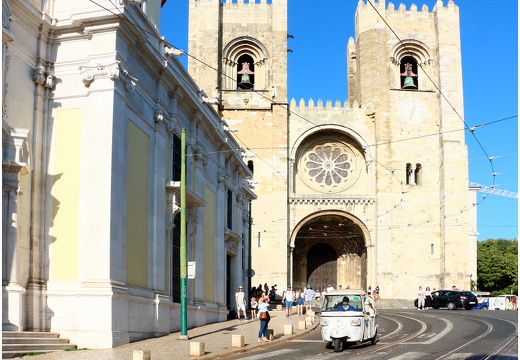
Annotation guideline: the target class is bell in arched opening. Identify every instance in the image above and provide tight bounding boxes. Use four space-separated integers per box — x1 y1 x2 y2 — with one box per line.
238 62 254 89
401 62 417 89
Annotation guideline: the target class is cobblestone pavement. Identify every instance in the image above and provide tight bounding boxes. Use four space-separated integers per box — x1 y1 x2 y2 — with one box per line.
14 309 319 360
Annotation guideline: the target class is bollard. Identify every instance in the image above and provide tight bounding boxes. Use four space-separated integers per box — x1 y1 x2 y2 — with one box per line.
276 304 283 311
232 334 244 348
133 350 151 360
189 342 205 356
284 324 293 335
305 316 313 326
298 320 307 330
267 328 274 340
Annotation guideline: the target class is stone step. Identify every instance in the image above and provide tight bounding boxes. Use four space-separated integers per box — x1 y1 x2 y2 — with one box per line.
2 332 76 359
2 350 58 359
3 337 71 345
3 343 76 351
2 331 60 338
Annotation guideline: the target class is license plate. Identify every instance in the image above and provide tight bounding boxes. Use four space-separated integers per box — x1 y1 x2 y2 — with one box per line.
469 302 476 304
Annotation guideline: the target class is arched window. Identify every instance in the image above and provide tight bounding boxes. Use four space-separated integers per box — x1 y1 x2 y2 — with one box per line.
390 39 434 91
406 163 413 185
414 163 422 185
222 37 269 90
237 54 255 89
400 56 418 89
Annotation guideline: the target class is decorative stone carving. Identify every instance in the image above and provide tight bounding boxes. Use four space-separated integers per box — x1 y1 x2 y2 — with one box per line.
80 61 120 87
154 107 166 123
224 229 242 253
217 167 228 183
33 66 55 89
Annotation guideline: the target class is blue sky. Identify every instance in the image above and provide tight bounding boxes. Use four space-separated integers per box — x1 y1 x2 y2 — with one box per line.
160 0 518 241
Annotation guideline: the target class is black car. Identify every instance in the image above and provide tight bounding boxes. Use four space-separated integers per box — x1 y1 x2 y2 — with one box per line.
415 290 478 310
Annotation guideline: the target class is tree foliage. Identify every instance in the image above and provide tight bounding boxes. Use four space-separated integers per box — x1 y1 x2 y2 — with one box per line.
477 238 518 296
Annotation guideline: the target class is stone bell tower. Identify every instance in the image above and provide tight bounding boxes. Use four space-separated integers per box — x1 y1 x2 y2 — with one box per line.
188 0 291 290
347 0 476 292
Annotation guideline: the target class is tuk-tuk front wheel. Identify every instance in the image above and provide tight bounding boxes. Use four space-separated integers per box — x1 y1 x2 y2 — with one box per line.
333 338 344 352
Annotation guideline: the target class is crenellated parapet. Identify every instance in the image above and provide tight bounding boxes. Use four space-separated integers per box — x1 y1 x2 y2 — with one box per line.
221 0 274 5
357 0 457 13
356 0 459 34
289 98 360 111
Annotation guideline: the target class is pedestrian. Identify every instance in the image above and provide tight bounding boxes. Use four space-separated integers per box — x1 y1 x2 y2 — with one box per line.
257 296 271 342
227 304 237 320
296 288 304 315
326 283 335 293
338 285 343 289
424 286 432 309
264 283 269 294
417 286 425 310
250 296 258 319
235 286 248 320
304 285 315 312
269 286 276 303
375 286 380 300
281 285 295 317
367 285 372 296
262 291 270 303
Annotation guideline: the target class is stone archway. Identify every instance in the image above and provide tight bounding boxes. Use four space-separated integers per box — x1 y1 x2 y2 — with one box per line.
292 213 367 292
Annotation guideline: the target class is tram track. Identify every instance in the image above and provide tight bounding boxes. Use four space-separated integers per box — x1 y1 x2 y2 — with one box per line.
344 310 517 359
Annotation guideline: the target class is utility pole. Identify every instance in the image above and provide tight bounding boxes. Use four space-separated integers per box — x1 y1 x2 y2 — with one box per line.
180 128 188 339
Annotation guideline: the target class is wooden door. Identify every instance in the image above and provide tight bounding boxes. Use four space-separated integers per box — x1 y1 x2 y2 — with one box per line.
306 244 337 291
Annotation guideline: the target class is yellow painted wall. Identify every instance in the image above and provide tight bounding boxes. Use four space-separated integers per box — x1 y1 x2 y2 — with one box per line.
126 120 149 288
51 109 82 281
203 186 215 300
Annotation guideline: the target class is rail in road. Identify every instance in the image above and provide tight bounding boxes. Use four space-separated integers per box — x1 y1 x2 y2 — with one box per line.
226 309 518 360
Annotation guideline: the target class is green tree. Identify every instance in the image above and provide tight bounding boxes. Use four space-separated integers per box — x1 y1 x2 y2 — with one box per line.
477 238 518 296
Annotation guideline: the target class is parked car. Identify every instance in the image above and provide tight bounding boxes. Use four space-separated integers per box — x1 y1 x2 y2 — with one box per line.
414 290 478 310
472 291 490 310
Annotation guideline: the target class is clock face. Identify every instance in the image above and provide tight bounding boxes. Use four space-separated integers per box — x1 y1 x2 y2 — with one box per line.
398 98 428 125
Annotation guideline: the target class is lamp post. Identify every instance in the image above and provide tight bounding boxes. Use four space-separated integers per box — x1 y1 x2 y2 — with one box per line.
180 128 188 339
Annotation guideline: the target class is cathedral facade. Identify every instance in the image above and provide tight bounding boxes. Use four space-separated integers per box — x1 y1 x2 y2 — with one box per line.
188 0 478 300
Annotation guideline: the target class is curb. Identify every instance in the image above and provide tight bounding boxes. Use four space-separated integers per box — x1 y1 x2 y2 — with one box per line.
200 316 321 359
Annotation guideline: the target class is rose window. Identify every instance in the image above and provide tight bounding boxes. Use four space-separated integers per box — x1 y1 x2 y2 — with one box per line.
303 144 354 189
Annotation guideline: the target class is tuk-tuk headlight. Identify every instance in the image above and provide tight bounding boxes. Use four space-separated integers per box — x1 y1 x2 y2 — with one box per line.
320 318 329 326
350 318 361 326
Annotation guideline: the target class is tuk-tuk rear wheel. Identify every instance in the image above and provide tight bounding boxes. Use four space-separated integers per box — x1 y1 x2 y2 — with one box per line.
371 329 378 345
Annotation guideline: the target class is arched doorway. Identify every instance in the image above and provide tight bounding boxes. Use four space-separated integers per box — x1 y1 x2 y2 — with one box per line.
292 213 368 291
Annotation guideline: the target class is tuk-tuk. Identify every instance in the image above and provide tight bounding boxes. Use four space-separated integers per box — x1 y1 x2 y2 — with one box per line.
319 289 379 352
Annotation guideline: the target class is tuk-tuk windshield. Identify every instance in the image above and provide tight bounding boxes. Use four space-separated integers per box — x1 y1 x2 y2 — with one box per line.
321 294 363 312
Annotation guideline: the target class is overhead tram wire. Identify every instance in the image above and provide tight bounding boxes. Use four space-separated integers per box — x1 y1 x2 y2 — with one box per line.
91 0 512 231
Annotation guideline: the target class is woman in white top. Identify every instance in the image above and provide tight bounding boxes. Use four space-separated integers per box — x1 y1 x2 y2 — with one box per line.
257 297 270 342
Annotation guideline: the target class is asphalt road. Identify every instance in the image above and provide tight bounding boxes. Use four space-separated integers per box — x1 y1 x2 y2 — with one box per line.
224 309 518 360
